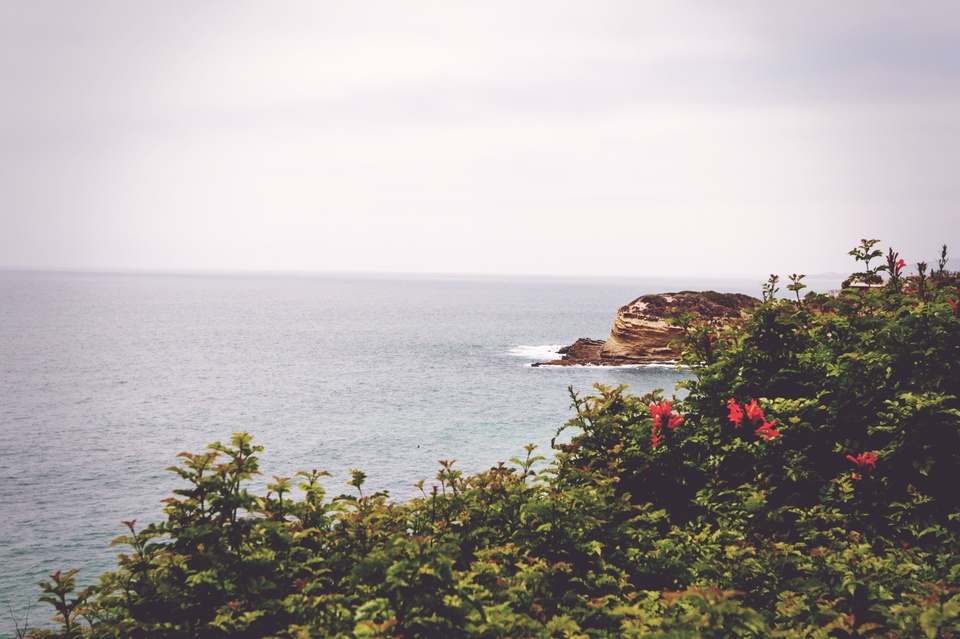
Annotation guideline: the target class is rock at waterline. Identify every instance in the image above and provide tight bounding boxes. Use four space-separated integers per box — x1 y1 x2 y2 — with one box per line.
533 291 759 366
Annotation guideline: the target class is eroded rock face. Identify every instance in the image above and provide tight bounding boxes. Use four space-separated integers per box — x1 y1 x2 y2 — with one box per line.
599 315 684 364
600 291 758 363
536 291 759 366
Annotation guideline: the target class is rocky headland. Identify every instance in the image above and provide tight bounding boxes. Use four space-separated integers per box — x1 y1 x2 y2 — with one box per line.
533 291 759 366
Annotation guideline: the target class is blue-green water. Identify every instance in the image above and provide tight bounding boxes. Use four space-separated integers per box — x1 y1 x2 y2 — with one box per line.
0 270 839 631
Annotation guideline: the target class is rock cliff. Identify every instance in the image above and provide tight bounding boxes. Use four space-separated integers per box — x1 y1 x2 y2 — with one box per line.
534 291 759 366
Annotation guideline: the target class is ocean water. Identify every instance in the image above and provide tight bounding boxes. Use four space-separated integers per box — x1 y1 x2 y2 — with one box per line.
0 270 839 630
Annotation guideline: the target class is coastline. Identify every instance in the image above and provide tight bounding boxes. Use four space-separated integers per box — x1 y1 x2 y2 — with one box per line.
532 291 759 367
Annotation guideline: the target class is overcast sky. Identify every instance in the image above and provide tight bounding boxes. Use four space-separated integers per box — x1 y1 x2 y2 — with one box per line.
1 1 958 278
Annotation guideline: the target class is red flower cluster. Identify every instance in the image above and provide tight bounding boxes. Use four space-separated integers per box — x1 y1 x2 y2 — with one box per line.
846 451 878 481
755 421 779 441
651 430 662 450
651 401 682 430
727 398 780 440
744 399 764 424
846 451 877 469
649 401 682 449
727 398 744 428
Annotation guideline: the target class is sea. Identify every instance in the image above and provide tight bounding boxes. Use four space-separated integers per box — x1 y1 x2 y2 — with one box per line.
0 269 842 631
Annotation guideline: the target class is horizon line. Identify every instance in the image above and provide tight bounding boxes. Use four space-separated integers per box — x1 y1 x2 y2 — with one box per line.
0 264 850 282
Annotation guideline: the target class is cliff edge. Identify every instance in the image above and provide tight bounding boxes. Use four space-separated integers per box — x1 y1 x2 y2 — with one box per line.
533 291 759 366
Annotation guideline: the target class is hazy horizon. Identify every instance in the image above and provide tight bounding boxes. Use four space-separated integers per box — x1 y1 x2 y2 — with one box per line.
0 263 861 283
2 2 959 278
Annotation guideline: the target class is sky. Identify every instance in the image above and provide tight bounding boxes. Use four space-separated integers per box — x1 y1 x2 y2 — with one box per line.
1 1 959 278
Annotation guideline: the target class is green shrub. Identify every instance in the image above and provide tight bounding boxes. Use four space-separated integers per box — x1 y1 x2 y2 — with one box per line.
32 241 960 638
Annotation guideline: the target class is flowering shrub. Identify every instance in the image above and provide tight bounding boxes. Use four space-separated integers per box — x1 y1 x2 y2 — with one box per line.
28 241 960 639
649 400 682 449
727 398 780 439
846 451 878 481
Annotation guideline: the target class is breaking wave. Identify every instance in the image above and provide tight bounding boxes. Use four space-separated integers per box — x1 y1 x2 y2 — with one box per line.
507 344 564 361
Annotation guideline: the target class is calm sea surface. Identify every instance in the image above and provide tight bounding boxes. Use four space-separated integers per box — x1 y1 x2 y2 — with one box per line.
0 270 840 630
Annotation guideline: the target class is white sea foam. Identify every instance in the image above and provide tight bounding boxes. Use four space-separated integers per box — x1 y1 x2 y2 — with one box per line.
507 344 564 361
508 344 689 369
534 361 687 370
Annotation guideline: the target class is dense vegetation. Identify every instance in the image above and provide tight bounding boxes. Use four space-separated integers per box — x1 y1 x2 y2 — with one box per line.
28 241 960 638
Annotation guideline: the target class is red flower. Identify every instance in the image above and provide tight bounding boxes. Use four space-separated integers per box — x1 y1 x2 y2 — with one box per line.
744 399 765 424
649 401 682 449
650 400 671 419
729 398 779 439
846 452 878 471
755 419 780 440
852 473 862 482
650 401 682 430
727 398 744 428
949 298 958 316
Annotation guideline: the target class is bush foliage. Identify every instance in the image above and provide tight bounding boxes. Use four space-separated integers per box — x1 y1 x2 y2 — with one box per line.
31 241 960 638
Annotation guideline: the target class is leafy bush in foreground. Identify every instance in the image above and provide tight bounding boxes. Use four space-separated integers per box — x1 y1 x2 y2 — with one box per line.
31 241 960 638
